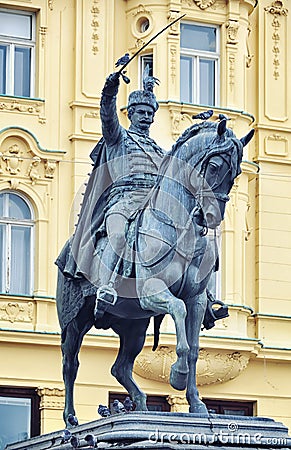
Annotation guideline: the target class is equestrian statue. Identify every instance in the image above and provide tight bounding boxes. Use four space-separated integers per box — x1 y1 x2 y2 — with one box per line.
55 63 254 426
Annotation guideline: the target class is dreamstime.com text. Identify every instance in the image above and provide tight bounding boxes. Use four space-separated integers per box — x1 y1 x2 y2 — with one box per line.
148 428 288 446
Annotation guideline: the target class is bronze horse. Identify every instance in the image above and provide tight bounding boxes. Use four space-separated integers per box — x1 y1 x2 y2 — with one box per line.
56 119 254 426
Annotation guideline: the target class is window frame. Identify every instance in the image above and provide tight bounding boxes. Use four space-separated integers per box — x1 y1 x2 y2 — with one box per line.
204 399 254 416
0 7 36 98
180 21 220 106
0 191 34 296
0 386 40 448
139 53 153 89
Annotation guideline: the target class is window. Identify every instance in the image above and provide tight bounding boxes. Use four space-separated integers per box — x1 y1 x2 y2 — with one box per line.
0 9 35 97
0 192 34 295
0 387 40 450
109 393 170 412
204 399 254 416
180 23 219 106
139 53 153 88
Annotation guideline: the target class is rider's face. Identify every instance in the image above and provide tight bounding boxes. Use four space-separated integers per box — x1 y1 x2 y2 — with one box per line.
130 105 155 131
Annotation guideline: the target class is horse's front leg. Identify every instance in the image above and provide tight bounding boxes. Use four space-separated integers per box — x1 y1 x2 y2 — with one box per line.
186 292 208 414
140 278 189 391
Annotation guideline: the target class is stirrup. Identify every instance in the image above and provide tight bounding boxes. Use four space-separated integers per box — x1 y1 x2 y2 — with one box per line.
96 285 118 306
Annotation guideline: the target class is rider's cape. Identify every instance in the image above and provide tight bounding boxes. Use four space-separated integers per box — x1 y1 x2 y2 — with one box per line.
55 137 112 281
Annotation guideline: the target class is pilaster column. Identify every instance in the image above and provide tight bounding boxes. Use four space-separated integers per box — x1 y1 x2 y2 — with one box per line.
167 394 189 413
37 387 65 433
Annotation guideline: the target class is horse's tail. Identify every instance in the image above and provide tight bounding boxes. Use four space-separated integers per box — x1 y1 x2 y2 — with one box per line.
152 314 165 351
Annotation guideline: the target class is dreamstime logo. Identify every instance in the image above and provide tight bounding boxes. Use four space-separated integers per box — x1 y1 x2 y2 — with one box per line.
147 425 289 446
68 154 223 298
228 421 239 432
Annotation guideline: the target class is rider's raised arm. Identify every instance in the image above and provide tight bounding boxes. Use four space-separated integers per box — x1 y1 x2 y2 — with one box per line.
100 72 122 146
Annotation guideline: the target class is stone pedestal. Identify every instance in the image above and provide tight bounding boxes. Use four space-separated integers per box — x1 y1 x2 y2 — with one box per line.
5 412 291 450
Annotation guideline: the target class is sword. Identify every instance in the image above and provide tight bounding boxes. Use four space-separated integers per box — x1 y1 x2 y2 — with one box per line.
117 13 186 83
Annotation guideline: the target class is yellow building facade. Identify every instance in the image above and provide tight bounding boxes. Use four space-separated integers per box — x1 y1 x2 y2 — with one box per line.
0 0 290 446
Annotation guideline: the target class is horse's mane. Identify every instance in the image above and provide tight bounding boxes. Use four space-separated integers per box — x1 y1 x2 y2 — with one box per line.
158 120 242 182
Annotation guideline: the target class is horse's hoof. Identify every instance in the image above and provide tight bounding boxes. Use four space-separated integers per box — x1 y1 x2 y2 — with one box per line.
134 395 148 411
170 366 188 391
189 401 208 415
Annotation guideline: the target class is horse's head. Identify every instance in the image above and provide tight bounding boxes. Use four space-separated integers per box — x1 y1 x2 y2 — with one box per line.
176 119 254 230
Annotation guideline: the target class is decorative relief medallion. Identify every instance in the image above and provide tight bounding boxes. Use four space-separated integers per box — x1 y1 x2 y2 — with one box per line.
91 0 100 55
265 1 288 80
134 346 250 386
0 301 34 323
226 20 239 44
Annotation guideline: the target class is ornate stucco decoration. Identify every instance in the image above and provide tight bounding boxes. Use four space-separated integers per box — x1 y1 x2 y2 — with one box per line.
265 133 288 157
167 395 188 412
0 142 57 184
2 144 23 175
0 129 62 187
0 301 34 323
193 0 217 9
246 25 254 68
265 1 288 80
39 26 47 48
37 387 65 410
48 0 53 10
228 53 235 91
265 0 288 15
0 98 45 123
131 4 153 41
132 4 152 17
169 108 193 141
134 346 250 386
226 20 239 44
170 45 177 83
168 11 180 35
91 0 100 55
135 39 146 49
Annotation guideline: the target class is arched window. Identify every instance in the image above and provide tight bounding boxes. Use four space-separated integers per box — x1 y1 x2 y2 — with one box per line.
0 192 34 295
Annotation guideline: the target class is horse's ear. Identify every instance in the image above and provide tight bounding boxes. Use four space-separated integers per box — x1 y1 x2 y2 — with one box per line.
240 129 255 147
217 119 227 136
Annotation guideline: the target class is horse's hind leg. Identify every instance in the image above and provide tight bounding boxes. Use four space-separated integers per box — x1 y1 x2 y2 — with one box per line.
61 299 95 426
140 278 189 391
111 318 149 411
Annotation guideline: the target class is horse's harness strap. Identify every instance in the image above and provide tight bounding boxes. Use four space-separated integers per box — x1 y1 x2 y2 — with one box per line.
136 204 202 268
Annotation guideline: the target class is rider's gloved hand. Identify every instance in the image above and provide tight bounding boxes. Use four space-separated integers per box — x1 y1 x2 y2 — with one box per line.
102 72 120 96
